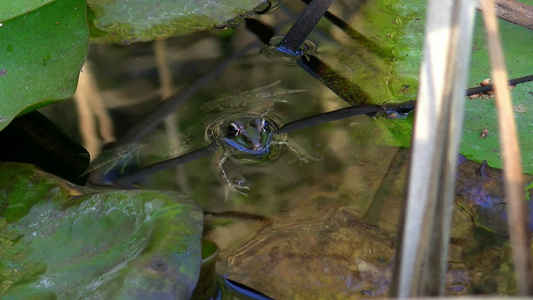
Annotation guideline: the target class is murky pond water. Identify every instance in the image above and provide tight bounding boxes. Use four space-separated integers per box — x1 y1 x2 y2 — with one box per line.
39 0 526 298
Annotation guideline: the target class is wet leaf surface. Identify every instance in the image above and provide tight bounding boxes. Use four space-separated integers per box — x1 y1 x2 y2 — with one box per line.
0 162 203 299
455 154 533 235
462 12 533 173
337 0 533 169
0 0 88 132
87 0 266 43
0 0 54 21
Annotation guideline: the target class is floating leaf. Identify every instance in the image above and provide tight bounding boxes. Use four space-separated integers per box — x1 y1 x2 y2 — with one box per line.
0 162 203 299
461 15 533 173
333 0 533 171
320 0 423 147
87 0 266 43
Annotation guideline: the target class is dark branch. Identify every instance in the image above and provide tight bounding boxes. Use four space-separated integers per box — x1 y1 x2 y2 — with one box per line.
113 142 218 187
278 105 380 133
112 43 259 148
278 0 336 54
466 74 533 96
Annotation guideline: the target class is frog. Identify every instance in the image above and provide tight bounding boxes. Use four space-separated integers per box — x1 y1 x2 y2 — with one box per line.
206 113 318 196
206 113 281 195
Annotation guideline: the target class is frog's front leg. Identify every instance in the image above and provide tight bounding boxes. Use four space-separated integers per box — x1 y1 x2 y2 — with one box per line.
272 137 322 165
212 152 250 197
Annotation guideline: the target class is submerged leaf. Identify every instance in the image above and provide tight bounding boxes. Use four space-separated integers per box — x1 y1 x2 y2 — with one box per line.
0 162 203 299
87 0 267 43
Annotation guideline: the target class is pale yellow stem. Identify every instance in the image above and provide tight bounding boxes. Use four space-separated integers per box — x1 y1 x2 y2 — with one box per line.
481 0 532 295
74 66 99 159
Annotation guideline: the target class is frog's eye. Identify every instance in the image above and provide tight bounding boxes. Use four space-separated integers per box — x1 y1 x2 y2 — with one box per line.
251 117 270 132
261 118 270 132
228 122 240 136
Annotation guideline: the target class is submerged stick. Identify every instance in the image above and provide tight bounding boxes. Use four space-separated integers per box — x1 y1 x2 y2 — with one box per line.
481 0 533 295
113 142 218 187
278 101 414 134
113 42 259 148
278 105 380 133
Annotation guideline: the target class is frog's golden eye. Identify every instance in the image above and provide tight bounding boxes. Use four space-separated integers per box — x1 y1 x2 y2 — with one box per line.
228 122 240 136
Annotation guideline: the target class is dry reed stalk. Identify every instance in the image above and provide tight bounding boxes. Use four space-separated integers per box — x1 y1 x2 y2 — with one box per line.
480 0 533 294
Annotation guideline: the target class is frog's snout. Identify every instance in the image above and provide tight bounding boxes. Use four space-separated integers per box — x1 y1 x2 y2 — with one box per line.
246 134 263 150
250 141 264 151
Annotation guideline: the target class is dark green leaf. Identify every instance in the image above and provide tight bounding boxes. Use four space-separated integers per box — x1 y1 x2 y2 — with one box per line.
0 0 88 132
0 0 54 22
0 162 203 299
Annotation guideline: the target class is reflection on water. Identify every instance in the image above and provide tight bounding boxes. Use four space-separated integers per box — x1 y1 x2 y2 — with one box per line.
263 36 317 64
39 0 528 297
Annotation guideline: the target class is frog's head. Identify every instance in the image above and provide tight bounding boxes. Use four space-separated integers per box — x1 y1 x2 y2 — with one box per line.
219 115 277 157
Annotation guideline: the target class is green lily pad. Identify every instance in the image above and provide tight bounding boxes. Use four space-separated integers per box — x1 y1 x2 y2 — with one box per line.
0 162 203 299
0 0 88 132
462 13 533 173
87 0 266 43
0 0 54 21
330 2 419 106
335 0 533 171
322 0 422 146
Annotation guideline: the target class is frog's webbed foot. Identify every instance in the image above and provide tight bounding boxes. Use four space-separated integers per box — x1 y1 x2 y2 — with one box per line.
218 155 250 198
272 139 322 166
